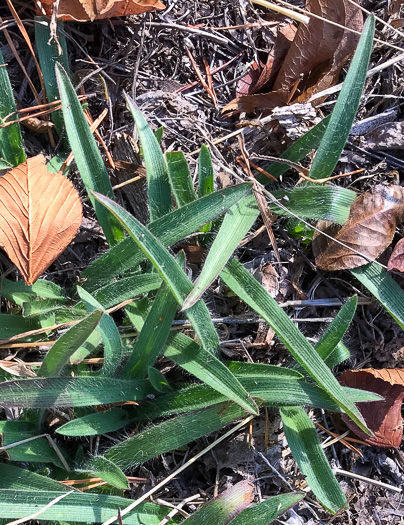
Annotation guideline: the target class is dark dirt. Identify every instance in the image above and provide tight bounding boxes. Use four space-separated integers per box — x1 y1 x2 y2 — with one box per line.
1 0 404 523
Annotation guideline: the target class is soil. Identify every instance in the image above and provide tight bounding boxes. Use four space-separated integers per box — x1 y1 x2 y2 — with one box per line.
1 0 404 523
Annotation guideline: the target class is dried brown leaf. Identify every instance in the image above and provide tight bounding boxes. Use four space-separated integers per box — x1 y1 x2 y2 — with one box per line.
0 154 82 285
340 368 404 448
223 0 363 117
37 0 165 21
388 238 404 273
313 185 404 271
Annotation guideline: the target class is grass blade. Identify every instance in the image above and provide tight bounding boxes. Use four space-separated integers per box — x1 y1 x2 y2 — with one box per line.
0 47 25 166
78 287 123 376
0 489 174 524
220 258 369 433
198 145 214 198
164 332 258 415
351 262 404 329
82 183 253 292
280 406 346 513
122 281 178 378
38 309 102 377
35 18 69 139
105 402 247 469
183 194 259 310
55 63 124 245
166 151 197 207
181 481 254 524
57 407 129 436
0 377 152 408
230 493 304 524
90 192 223 360
125 94 172 220
308 16 375 180
84 455 129 489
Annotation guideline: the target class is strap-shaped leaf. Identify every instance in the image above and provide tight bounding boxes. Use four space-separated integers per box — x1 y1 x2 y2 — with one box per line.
166 151 197 207
309 16 375 180
56 63 124 245
183 194 259 310
230 493 304 524
220 258 369 434
125 94 172 220
280 406 346 513
38 309 102 377
82 183 253 292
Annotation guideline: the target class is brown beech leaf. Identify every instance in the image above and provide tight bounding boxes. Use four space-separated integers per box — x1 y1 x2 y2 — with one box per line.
340 369 404 448
36 0 165 21
388 238 404 272
0 154 82 285
223 0 362 117
312 185 404 272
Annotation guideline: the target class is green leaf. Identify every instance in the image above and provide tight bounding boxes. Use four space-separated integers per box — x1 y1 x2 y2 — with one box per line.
270 185 356 225
166 151 197 207
0 421 65 467
82 183 253 292
57 408 129 436
308 16 375 180
84 455 129 489
259 115 330 183
125 94 172 220
351 262 404 330
280 406 346 513
0 462 69 491
38 310 102 377
0 314 38 340
78 287 123 376
230 493 304 524
227 361 303 379
181 481 254 524
183 194 259 310
105 402 247 469
122 282 178 378
314 296 357 367
91 192 224 362
55 63 124 245
35 18 69 139
0 48 25 166
0 377 152 408
0 489 175 524
198 145 214 198
220 258 369 434
0 278 66 306
164 332 258 415
23 298 70 317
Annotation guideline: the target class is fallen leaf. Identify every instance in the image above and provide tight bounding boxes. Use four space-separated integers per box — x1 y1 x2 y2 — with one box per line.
340 368 404 448
0 154 82 285
313 185 404 271
388 238 404 273
36 0 165 21
223 0 362 117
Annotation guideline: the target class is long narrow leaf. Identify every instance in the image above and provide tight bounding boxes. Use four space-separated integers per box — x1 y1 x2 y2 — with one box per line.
91 193 220 353
351 262 404 329
183 194 259 310
0 377 152 408
57 407 130 437
125 94 172 220
280 407 346 513
82 183 253 291
55 63 124 245
308 16 375 180
38 309 102 377
166 151 197 207
220 258 368 433
0 47 25 166
164 332 258 415
78 287 123 376
230 493 304 524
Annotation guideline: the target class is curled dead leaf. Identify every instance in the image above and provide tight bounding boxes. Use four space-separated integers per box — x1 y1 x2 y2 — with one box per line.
313 185 404 271
388 238 404 273
223 0 363 117
36 0 165 21
0 154 82 285
340 368 404 448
